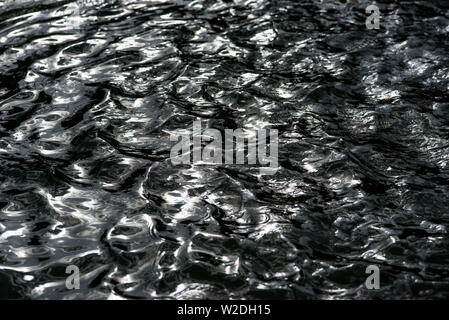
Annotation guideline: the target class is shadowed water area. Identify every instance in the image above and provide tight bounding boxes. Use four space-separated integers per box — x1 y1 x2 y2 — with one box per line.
0 0 449 299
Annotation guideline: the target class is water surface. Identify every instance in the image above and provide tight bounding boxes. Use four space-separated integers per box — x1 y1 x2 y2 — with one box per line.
1 0 449 299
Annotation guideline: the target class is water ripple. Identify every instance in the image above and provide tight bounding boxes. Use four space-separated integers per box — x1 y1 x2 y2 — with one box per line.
0 0 449 299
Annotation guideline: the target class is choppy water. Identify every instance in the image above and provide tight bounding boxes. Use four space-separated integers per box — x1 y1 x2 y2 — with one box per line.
1 0 449 300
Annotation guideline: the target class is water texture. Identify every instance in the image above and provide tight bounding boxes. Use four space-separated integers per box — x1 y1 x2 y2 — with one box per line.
0 0 449 299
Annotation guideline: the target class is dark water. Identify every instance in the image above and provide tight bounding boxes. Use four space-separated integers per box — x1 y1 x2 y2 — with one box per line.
1 0 449 299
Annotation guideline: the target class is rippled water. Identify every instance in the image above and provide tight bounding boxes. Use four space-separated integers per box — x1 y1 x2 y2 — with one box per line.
1 0 449 300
